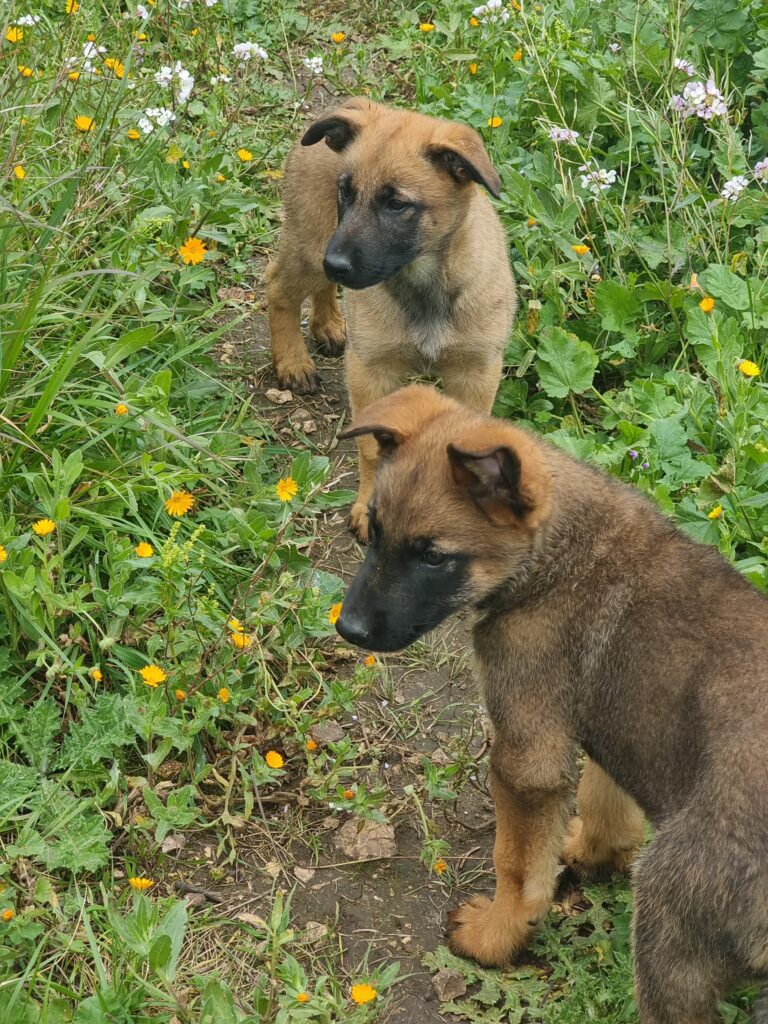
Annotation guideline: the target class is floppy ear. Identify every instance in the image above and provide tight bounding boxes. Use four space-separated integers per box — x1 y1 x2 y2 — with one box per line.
447 443 544 525
341 385 456 455
301 99 372 152
426 125 501 198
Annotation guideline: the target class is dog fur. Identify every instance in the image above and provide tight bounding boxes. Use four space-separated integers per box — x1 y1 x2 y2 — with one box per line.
265 98 515 540
336 384 768 1024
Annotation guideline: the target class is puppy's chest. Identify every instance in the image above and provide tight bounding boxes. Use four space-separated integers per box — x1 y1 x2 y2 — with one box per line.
388 274 459 364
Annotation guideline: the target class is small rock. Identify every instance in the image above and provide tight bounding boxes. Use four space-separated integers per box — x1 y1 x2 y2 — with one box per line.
432 968 467 1002
302 419 317 434
430 748 453 767
237 912 267 928
321 816 341 831
310 721 345 744
263 860 281 879
304 920 328 943
160 833 187 854
265 388 293 405
294 866 316 884
334 819 396 860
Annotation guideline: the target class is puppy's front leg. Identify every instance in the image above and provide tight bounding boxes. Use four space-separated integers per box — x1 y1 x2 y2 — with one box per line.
448 746 572 967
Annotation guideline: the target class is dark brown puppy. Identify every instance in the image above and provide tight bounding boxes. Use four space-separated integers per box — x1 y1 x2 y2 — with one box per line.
336 384 768 1024
265 98 515 540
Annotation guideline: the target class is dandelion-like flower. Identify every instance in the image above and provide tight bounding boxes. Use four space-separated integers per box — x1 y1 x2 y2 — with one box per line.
699 296 715 313
276 477 298 502
128 877 154 890
364 654 376 667
75 115 95 132
237 148 253 162
18 65 33 78
328 602 342 625
469 62 478 74
572 244 590 256
2 909 15 922
549 126 580 143
296 993 310 1004
232 41 268 61
104 56 125 79
487 115 503 128
673 57 695 76
6 27 24 43
178 237 207 265
175 689 186 700
343 788 354 799
66 0 80 12
331 31 345 43
737 359 760 378
306 738 318 751
13 166 25 180
115 402 128 415
218 687 230 702
512 48 523 60
127 128 140 140
302 55 323 75
434 859 447 875
90 668 103 681
32 519 56 536
165 490 196 515
230 632 252 649
721 175 748 202
265 750 284 769
707 505 723 520
579 161 616 196
418 22 435 32
0 546 7 563
135 542 154 557
140 664 167 687
351 984 377 1005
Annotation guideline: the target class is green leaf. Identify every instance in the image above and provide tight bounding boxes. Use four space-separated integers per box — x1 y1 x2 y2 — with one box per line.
11 699 60 773
536 328 598 398
594 280 641 337
57 695 137 770
701 265 750 311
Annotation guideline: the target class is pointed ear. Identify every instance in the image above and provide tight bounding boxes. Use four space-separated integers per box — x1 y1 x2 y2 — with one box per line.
447 443 545 525
340 385 455 455
301 99 372 152
426 125 501 198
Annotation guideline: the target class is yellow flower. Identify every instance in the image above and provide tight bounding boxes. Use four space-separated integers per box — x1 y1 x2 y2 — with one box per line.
306 738 318 751
175 689 186 700
512 0 522 9
331 31 345 43
68 71 80 81
135 542 154 558
215 173 226 182
90 668 103 682
737 359 760 378
191 27 199 35
218 686 230 703
276 477 298 502
178 237 207 265
18 65 33 78
128 877 154 891
419 22 435 32
364 654 376 667
181 160 190 169
343 788 354 799
32 519 56 537
230 632 252 649
164 490 196 516
115 402 129 416
237 148 253 162
468 62 478 74
296 992 310 1003
86 33 96 41
699 296 715 314
328 602 342 625
127 128 141 141
434 858 448 875
66 0 80 12
487 116 503 128
6 27 23 43
104 56 124 78
13 166 25 180
707 505 723 520
2 909 14 922
351 984 377 1005
527 217 537 227
135 31 147 40
513 48 523 60
139 664 167 687
75 115 95 133
228 617 244 632
0 546 7 563
265 750 284 770
572 244 590 256
469 15 479 25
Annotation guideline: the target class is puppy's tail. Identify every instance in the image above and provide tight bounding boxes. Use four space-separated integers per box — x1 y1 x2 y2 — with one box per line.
753 985 768 1023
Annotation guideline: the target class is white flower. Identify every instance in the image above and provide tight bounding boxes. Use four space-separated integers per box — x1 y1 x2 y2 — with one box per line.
302 55 323 75
608 43 620 53
754 157 768 181
143 106 176 131
721 175 748 202
138 116 154 134
549 126 580 143
670 77 728 120
154 65 173 86
176 70 194 103
16 14 41 26
232 40 268 61
472 2 510 23
177 0 192 6
83 41 106 58
205 0 218 5
211 72 232 84
136 4 149 19
673 57 695 76
579 161 617 196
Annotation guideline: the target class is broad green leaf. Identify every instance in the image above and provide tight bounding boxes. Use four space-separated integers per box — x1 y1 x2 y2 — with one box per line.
536 328 598 398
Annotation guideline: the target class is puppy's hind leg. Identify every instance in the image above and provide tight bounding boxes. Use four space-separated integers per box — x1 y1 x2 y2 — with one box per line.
266 259 318 394
562 757 645 877
310 283 346 357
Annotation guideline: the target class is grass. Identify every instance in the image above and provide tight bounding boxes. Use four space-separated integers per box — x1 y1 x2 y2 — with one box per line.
1 0 767 1020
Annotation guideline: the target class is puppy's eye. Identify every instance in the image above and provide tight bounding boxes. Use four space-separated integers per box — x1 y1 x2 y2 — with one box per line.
422 548 445 566
386 197 410 212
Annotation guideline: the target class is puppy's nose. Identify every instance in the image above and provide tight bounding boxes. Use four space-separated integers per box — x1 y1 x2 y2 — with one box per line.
335 609 372 648
323 251 353 281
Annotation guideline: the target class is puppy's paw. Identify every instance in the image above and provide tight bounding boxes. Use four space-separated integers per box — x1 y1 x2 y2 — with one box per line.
447 896 532 968
311 314 347 357
274 357 319 396
561 816 639 879
348 502 370 544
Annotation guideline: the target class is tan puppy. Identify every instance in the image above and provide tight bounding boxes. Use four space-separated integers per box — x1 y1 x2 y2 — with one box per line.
265 98 515 540
337 384 768 1024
